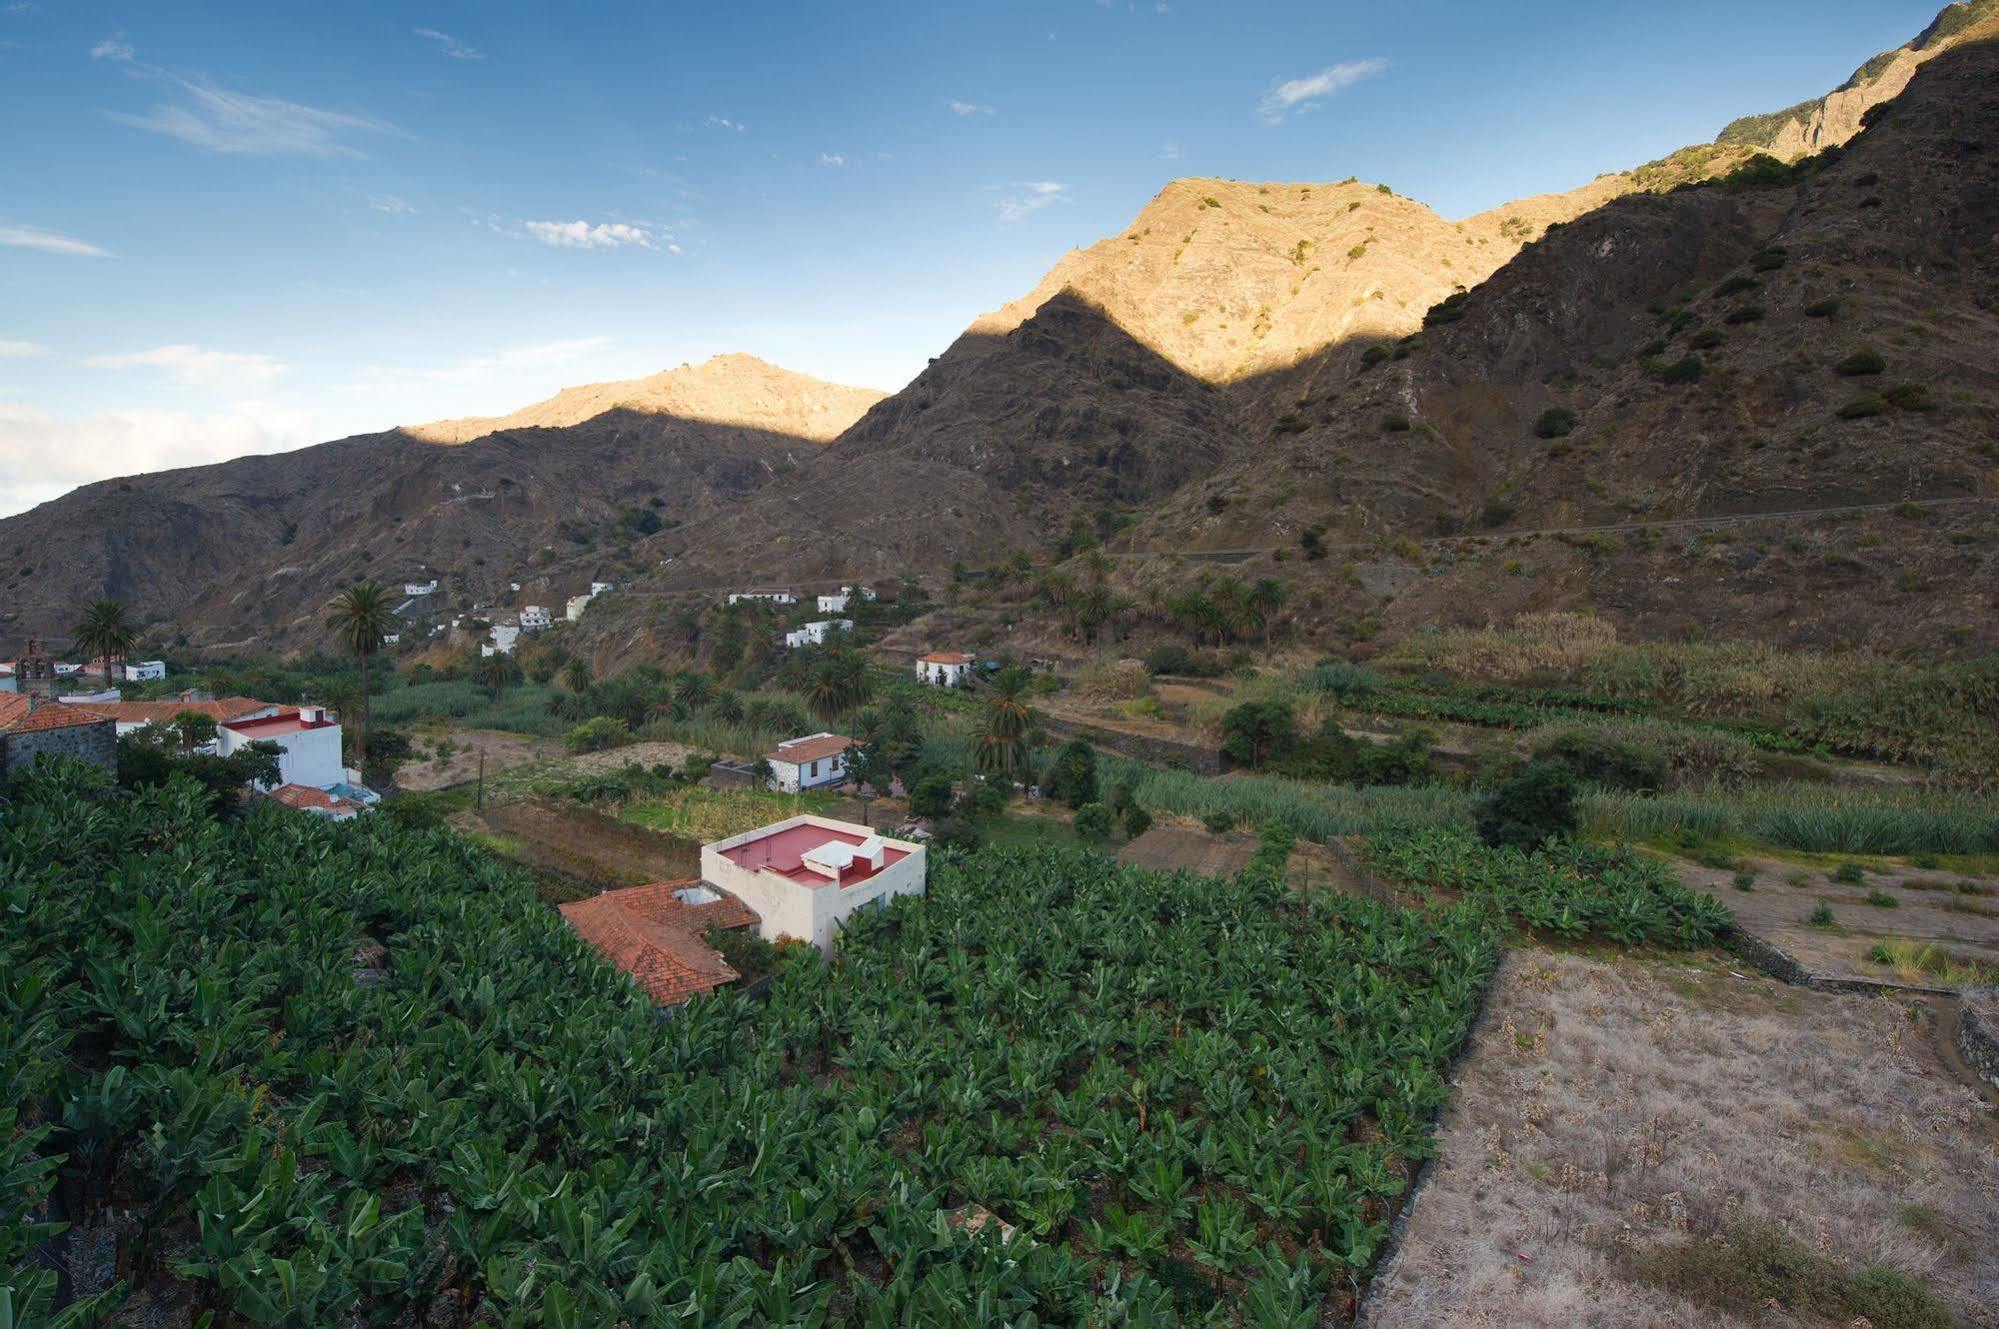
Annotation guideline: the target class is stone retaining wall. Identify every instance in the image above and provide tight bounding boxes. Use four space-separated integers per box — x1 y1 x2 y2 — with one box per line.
1959 988 1999 1092
1040 715 1225 776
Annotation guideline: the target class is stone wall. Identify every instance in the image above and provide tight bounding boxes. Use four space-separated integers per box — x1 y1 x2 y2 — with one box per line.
1040 715 1224 777
1 719 117 777
484 797 700 888
1959 988 1999 1093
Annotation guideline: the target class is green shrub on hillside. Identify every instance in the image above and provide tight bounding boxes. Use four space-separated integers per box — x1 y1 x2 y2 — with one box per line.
1475 759 1578 851
1713 275 1759 298
1837 395 1889 419
1723 305 1765 325
562 714 631 753
1381 413 1413 433
1882 382 1935 411
1534 728 1669 793
1687 328 1726 350
1661 355 1705 384
1804 297 1841 317
1836 345 1886 376
1533 407 1577 438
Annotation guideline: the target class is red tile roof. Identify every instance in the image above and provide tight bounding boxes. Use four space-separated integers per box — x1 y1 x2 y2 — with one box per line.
0 695 115 735
266 784 368 815
223 709 337 738
768 733 852 765
70 696 276 727
919 651 975 665
559 881 760 1006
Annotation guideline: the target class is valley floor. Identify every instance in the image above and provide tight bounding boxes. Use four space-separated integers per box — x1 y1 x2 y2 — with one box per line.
1363 948 1999 1328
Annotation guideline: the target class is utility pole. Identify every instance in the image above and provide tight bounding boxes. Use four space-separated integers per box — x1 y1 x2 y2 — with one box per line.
476 749 485 812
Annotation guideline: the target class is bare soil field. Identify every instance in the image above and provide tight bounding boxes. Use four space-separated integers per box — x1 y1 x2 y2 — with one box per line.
394 728 558 792
1116 823 1259 876
1674 854 1999 987
1364 948 1999 1328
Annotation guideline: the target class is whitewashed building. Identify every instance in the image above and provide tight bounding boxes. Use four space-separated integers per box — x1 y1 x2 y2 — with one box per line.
590 581 614 596
520 605 552 632
764 732 852 793
218 707 344 790
404 579 439 596
916 651 977 687
783 619 853 650
727 589 796 606
482 625 521 657
702 816 926 952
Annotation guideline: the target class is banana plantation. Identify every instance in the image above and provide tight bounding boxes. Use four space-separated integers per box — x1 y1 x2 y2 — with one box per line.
4 761 1713 1326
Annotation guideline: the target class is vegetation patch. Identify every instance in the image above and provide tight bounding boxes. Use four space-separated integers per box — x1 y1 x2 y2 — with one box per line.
1630 1219 1954 1329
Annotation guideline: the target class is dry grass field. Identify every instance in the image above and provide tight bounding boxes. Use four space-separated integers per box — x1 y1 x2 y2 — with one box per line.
1365 948 1999 1328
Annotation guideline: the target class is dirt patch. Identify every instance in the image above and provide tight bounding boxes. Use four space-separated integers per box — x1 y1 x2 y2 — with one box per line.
1116 823 1258 876
1285 837 1383 901
1675 854 1999 987
394 728 557 792
480 740 698 803
1363 948 1998 1328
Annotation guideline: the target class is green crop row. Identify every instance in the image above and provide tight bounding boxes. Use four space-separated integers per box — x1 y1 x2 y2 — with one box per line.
1367 829 1735 947
3 758 1502 1325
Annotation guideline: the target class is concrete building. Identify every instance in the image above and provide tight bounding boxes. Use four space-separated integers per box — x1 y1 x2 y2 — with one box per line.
764 732 852 793
481 625 521 657
702 816 926 952
75 694 278 743
520 605 552 631
816 592 850 614
916 651 977 687
0 694 118 777
404 579 439 596
218 707 343 790
783 619 853 650
727 589 796 606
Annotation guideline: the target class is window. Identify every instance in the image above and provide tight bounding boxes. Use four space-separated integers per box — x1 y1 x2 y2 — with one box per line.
808 760 819 777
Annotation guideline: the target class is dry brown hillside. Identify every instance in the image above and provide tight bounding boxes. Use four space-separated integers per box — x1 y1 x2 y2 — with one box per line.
407 353 885 445
0 356 884 652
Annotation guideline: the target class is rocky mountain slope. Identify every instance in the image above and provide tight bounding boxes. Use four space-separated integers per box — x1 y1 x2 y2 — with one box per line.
1716 0 1999 158
631 27 1996 659
0 356 881 651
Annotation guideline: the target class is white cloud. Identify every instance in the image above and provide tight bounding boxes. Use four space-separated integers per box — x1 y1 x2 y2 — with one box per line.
666 242 683 255
523 220 657 250
0 225 111 257
948 99 994 116
89 37 134 61
1257 57 1386 124
104 62 399 157
0 340 47 358
413 28 482 60
0 400 317 517
995 180 1069 223
349 337 616 393
85 344 289 389
817 152 846 167
367 193 415 214
1159 139 1180 160
704 115 745 132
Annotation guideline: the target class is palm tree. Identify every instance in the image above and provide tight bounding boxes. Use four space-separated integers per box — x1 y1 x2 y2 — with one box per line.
325 581 396 764
969 667 1035 777
475 651 513 700
563 657 593 692
73 599 137 686
1249 579 1287 645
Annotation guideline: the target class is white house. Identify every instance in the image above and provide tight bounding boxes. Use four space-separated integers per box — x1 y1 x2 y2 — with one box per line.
482 625 521 657
816 592 850 614
727 589 797 606
783 619 853 650
916 651 977 687
404 579 438 596
702 815 926 952
218 707 344 790
566 592 598 622
590 581 614 596
520 605 552 632
764 732 852 793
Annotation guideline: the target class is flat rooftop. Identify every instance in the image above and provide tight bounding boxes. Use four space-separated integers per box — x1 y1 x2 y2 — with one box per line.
223 709 337 738
719 822 910 888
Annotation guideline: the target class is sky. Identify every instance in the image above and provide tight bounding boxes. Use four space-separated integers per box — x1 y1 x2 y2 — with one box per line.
0 0 1948 516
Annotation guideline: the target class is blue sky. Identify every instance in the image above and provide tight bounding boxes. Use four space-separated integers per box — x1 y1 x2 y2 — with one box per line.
0 0 1946 515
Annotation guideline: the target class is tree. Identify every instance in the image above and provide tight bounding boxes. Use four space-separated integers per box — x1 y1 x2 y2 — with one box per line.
969 668 1035 778
73 599 137 687
1072 802 1115 840
1221 701 1296 769
475 652 514 700
1043 739 1100 809
1475 759 1578 851
166 709 218 753
563 657 594 692
325 582 396 765
1248 579 1287 645
908 774 955 819
563 716 631 754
